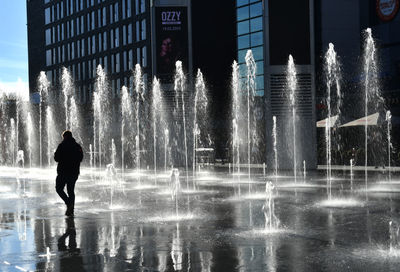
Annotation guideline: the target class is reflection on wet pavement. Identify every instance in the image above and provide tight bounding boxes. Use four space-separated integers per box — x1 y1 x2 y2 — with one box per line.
1 166 400 271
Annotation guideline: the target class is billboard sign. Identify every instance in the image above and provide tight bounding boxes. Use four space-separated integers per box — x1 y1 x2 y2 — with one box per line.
155 6 189 78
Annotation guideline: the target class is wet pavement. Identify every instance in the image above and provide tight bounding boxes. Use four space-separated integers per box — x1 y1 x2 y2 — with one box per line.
1 166 400 271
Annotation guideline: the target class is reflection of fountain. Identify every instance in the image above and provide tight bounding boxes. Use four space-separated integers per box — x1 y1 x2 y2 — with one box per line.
262 181 280 231
39 247 56 260
389 220 400 255
287 55 297 183
16 199 27 241
171 223 183 271
199 251 213 272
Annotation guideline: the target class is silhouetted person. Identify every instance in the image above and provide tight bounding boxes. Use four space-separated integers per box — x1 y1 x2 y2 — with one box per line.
54 130 83 216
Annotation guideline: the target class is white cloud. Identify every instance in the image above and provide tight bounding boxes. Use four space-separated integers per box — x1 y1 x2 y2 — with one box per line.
0 78 29 101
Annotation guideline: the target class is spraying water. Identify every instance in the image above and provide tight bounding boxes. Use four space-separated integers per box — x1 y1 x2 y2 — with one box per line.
93 92 100 170
17 150 24 169
106 164 117 208
10 118 15 165
38 71 50 168
164 129 169 172
151 77 165 181
69 97 80 142
324 43 342 196
61 67 73 129
287 55 297 183
111 139 116 166
174 61 189 186
134 64 144 177
386 110 392 181
121 86 131 177
0 93 5 164
263 163 266 179
46 107 53 167
89 144 93 170
245 50 257 183
350 159 354 190
94 65 109 171
303 160 306 183
273 116 278 178
26 112 33 168
15 96 21 159
362 28 383 191
231 61 241 173
193 69 209 178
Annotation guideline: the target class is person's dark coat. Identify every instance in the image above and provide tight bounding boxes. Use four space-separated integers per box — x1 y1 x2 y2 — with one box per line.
54 137 83 176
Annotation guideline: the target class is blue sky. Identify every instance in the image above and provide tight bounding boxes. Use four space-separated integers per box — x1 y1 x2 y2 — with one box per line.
0 0 29 91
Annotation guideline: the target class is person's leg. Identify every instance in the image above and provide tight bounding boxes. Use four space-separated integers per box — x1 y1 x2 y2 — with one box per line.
66 175 78 214
56 175 69 205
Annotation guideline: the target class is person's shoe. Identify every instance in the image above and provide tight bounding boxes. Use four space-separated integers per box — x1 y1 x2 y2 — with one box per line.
65 205 74 217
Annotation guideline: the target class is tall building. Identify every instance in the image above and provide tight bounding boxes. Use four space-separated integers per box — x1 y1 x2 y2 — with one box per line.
234 0 400 168
26 0 237 162
27 0 192 104
235 0 317 169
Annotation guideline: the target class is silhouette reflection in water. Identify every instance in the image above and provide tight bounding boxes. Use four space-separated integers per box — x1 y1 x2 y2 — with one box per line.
58 217 85 271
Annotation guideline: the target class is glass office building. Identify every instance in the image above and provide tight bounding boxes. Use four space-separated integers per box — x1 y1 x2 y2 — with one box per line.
235 0 317 169
27 0 193 104
236 0 264 96
28 0 151 104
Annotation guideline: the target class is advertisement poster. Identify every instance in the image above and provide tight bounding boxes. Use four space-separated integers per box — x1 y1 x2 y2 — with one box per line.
155 6 189 78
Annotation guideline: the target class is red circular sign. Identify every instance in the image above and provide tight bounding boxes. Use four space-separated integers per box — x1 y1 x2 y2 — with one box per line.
376 0 399 21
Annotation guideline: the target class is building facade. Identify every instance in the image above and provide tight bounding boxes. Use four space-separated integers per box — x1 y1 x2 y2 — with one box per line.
235 0 317 169
27 0 192 104
235 0 400 168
